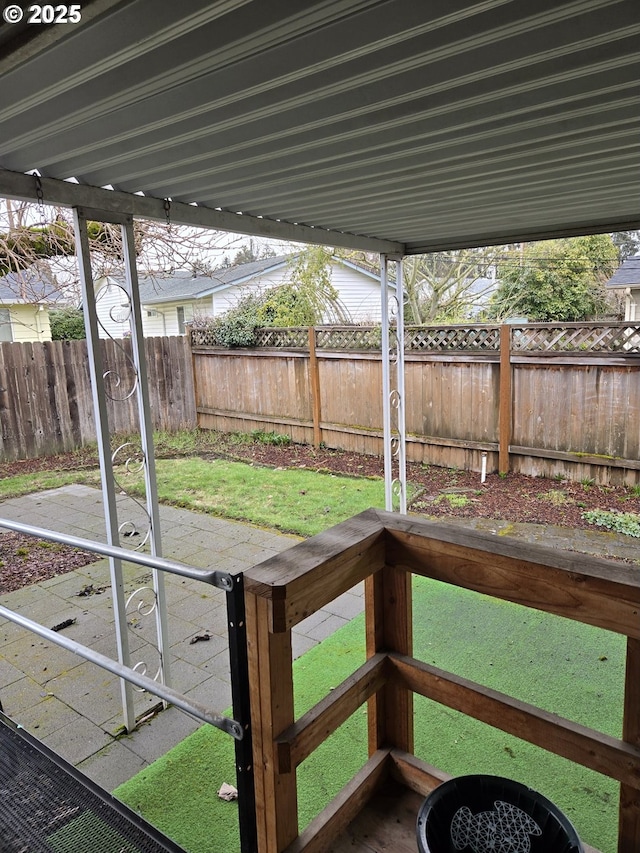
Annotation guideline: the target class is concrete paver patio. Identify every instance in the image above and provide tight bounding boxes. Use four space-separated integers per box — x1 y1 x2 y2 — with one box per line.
0 485 365 790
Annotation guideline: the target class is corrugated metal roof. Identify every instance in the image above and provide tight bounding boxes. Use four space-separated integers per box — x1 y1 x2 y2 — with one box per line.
0 0 638 253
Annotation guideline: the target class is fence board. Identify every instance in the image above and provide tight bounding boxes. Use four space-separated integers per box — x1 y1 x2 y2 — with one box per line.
71 340 95 445
53 344 72 449
0 336 195 462
43 342 65 451
168 335 197 429
14 342 33 458
148 337 168 431
0 342 21 458
512 362 640 469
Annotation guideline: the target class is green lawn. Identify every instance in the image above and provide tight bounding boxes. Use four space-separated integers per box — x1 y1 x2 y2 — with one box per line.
0 469 98 500
119 457 386 537
0 454 385 537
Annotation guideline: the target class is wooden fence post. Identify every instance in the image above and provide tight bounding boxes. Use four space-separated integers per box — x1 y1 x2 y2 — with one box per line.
308 327 322 447
499 324 512 475
188 330 201 431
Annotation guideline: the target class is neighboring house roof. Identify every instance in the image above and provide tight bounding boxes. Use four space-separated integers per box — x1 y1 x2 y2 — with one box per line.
203 255 292 294
204 254 382 295
136 270 223 304
0 269 61 305
102 256 292 305
605 257 640 288
106 254 382 306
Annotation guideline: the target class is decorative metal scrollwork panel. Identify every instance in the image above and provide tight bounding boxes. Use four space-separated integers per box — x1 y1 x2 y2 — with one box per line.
381 255 406 514
111 442 152 551
126 585 162 692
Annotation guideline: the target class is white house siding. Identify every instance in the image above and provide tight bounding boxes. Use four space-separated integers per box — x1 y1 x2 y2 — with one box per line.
211 266 292 316
328 265 382 323
142 299 207 336
142 306 168 336
96 260 382 337
625 291 640 322
211 261 381 323
95 280 132 338
96 279 209 337
3 304 52 342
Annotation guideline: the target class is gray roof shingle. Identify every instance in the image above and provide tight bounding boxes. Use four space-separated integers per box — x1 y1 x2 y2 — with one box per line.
118 256 291 305
0 269 62 304
606 257 640 288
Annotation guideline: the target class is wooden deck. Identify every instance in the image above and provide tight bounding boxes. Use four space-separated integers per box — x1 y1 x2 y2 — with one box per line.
327 783 424 852
327 782 602 853
244 509 640 853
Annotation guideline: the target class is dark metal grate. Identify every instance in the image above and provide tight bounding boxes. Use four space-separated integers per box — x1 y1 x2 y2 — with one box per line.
0 711 186 853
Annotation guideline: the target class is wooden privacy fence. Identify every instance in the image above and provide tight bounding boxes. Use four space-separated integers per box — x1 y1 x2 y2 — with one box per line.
191 322 640 485
0 336 196 461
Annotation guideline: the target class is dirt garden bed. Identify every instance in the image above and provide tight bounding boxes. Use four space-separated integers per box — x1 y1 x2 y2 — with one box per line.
0 533 97 595
1 437 639 593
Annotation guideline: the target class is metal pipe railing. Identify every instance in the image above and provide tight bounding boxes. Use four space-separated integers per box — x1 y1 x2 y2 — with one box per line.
0 604 241 738
0 516 242 739
0 517 234 589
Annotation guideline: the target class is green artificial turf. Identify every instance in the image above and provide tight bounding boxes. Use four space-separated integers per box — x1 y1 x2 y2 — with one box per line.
115 576 624 853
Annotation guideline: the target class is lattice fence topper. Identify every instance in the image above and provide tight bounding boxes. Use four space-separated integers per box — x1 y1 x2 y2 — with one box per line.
191 323 640 353
254 327 309 348
316 326 383 350
406 326 501 351
511 323 640 353
253 326 383 350
190 326 220 348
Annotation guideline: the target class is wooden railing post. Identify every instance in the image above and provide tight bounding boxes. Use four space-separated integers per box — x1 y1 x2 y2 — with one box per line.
366 565 413 755
246 591 298 853
619 637 640 851
243 510 640 852
308 326 322 447
499 324 512 475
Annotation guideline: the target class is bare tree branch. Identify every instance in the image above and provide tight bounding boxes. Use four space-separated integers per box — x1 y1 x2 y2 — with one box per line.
0 200 244 304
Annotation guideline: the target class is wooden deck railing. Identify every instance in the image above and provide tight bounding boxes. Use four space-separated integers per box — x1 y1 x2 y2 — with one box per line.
243 510 640 853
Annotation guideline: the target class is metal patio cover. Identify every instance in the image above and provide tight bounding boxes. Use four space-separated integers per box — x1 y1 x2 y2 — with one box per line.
0 0 639 254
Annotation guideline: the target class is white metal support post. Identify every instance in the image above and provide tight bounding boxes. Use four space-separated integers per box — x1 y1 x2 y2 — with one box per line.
73 208 135 731
120 216 171 692
73 207 171 730
380 254 407 513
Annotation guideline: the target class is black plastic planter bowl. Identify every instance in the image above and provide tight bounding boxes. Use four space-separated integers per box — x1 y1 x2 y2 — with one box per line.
416 775 583 853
